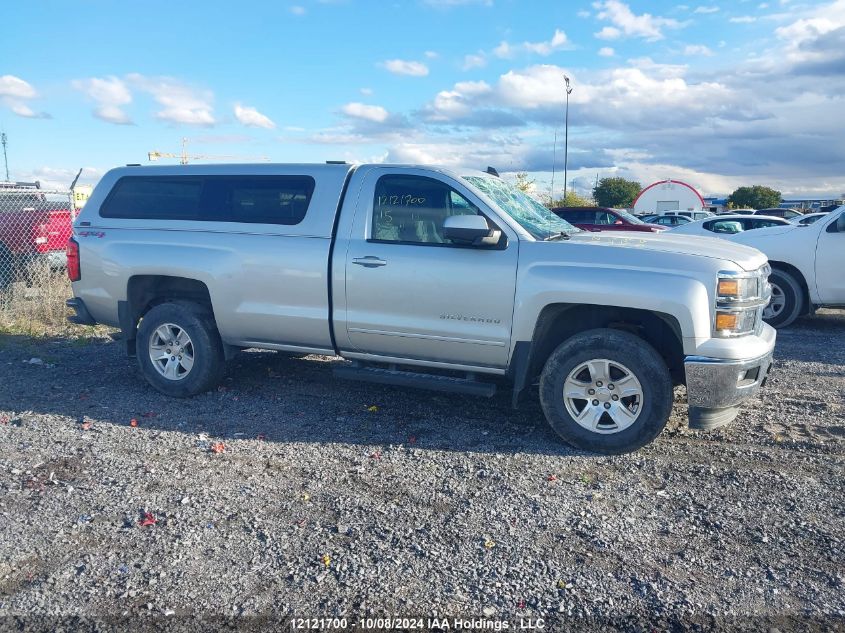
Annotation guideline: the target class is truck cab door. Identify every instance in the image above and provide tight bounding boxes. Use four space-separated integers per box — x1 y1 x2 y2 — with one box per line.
337 168 519 369
814 209 845 303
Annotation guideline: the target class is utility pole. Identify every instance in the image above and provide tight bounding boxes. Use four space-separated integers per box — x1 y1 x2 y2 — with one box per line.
550 128 558 204
563 76 574 205
1 133 9 181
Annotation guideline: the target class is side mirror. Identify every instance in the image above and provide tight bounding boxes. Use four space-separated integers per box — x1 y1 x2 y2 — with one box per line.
443 215 501 246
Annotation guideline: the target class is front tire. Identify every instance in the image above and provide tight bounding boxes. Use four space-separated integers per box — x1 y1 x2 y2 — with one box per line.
136 301 225 397
539 329 673 454
763 268 803 328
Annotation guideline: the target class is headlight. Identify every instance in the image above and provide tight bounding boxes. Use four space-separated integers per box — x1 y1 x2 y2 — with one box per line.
714 308 758 336
717 277 757 301
714 268 771 337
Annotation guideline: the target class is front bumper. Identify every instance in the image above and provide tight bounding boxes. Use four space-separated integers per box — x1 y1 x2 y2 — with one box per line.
684 344 774 431
685 350 774 410
44 250 67 269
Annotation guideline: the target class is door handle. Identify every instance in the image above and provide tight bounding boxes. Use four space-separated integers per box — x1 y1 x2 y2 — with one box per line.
352 256 387 268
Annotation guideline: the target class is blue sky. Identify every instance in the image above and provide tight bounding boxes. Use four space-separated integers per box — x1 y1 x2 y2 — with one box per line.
2 0 843 198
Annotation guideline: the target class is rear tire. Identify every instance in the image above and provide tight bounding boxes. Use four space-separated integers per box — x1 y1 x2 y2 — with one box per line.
136 301 225 397
539 328 673 454
763 268 803 328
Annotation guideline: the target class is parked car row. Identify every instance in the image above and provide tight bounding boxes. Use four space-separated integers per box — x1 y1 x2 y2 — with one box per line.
551 207 666 232
667 215 791 236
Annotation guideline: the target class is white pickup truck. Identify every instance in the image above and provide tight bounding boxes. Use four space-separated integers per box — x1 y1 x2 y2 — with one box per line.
66 163 776 453
727 207 845 328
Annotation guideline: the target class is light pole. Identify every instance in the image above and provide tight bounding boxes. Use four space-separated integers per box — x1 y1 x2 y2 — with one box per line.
563 75 573 204
1 133 8 182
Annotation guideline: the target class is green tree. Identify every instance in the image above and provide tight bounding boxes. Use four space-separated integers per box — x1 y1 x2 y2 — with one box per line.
513 172 535 194
545 190 595 208
593 177 642 208
727 185 782 210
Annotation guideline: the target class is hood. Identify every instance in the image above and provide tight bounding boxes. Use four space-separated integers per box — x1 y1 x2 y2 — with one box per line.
565 229 768 271
728 223 800 241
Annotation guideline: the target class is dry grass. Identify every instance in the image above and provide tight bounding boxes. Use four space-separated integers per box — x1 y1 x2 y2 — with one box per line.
0 261 114 339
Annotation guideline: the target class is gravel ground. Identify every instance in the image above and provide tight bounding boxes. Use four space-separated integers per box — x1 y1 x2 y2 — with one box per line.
1 310 843 631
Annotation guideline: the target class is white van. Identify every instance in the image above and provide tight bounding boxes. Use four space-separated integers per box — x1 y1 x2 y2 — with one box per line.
661 210 714 221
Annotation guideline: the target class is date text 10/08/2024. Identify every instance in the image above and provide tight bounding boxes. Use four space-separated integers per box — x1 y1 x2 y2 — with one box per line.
290 617 547 631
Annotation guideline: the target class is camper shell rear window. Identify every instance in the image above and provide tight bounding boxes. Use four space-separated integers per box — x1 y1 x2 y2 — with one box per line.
100 175 316 225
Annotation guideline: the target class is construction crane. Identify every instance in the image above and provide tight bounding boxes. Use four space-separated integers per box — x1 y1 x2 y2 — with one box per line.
147 137 270 164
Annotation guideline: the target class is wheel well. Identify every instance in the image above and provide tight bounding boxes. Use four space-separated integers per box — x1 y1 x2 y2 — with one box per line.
126 275 214 329
768 260 811 314
528 304 685 385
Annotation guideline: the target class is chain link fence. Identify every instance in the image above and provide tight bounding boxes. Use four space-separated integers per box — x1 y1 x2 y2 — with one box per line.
0 185 76 334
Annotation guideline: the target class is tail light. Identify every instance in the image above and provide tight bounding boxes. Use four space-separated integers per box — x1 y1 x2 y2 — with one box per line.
67 237 80 281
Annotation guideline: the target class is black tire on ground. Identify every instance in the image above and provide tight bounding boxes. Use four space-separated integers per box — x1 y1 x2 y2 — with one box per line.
539 328 673 454
136 301 225 398
764 268 804 329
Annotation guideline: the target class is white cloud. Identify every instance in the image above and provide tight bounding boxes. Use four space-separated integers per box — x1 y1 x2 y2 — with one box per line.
424 50 439 59
380 59 430 76
593 0 684 41
493 41 513 58
0 74 49 119
595 26 622 39
493 29 571 58
577 10 591 18
72 76 133 125
360 87 374 95
524 29 570 55
462 53 487 70
341 102 390 123
127 74 215 126
598 46 616 56
730 16 757 23
683 44 714 56
424 81 492 121
693 5 720 13
10 103 36 118
234 103 276 129
0 75 37 100
290 5 306 14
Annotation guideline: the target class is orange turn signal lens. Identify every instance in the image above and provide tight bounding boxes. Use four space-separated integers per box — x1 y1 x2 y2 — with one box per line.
718 279 739 296
715 312 738 331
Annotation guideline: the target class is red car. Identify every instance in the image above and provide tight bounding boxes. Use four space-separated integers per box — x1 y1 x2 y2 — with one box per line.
552 206 667 233
0 183 73 287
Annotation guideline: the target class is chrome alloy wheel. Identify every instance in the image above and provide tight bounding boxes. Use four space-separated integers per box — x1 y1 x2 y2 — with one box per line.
563 358 644 434
763 281 786 320
148 323 194 381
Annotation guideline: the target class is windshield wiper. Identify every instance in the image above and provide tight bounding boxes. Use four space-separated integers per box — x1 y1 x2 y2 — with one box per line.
545 231 571 241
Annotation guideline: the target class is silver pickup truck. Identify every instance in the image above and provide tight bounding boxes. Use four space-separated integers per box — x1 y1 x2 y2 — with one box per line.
66 163 776 453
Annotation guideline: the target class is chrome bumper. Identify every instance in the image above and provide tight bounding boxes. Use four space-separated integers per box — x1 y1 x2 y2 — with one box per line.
684 350 774 410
